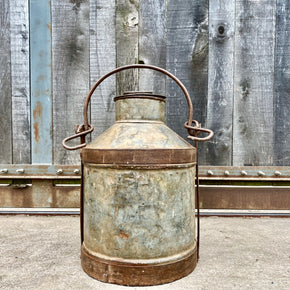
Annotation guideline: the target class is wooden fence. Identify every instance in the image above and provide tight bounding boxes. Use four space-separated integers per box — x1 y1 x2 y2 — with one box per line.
1 0 289 167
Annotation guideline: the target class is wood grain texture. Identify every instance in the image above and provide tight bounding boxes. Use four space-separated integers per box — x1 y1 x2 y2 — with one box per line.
10 0 30 164
274 0 290 166
89 0 116 140
166 0 209 164
205 0 235 165
52 0 90 164
30 0 52 164
116 0 139 95
233 0 276 166
138 0 166 95
0 0 12 163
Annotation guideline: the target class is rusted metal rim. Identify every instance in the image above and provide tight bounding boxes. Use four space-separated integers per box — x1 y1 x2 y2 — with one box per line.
81 148 196 165
81 244 197 286
114 91 166 102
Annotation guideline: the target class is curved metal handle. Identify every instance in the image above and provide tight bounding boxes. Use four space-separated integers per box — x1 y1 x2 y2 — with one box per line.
184 121 214 142
62 124 94 150
63 64 213 150
82 64 194 130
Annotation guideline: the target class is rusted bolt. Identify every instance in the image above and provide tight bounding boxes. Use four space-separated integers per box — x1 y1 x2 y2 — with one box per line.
274 171 282 176
224 170 230 176
258 171 265 176
207 170 214 176
16 169 25 174
56 169 63 175
241 170 247 176
0 169 8 174
74 169 80 174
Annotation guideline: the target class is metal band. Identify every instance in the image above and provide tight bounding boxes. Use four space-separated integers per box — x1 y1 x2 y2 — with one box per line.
81 148 196 165
81 244 197 286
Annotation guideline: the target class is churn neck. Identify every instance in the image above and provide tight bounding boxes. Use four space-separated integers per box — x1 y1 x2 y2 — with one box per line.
114 91 166 122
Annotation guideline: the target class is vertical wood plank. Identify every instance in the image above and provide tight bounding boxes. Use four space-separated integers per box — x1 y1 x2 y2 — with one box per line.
166 0 209 163
138 0 167 94
205 0 235 165
274 0 290 166
116 0 139 96
52 0 90 165
0 0 12 163
30 0 52 164
233 0 276 166
89 0 116 140
10 0 30 164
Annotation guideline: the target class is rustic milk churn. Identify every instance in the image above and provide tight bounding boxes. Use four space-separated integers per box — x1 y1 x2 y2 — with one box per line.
63 64 213 286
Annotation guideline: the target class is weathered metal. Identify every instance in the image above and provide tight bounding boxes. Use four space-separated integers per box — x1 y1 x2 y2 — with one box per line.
62 65 214 286
80 93 198 285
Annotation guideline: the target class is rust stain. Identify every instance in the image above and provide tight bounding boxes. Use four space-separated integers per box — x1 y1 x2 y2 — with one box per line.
34 122 40 143
33 101 43 119
118 231 129 240
47 23 52 33
33 101 43 143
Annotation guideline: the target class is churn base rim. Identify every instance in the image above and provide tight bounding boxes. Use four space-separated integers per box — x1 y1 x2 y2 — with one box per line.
81 244 198 286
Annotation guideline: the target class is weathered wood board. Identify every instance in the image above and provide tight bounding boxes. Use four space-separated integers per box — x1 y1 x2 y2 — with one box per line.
166 0 209 157
0 0 289 168
0 0 12 164
274 0 290 166
30 0 52 164
10 0 30 164
116 0 139 96
52 0 90 165
205 0 235 166
233 0 276 166
138 0 167 95
89 0 116 140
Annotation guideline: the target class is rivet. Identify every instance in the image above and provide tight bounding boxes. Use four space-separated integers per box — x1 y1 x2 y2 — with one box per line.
207 170 214 176
224 170 230 176
274 171 282 176
0 169 8 174
241 170 247 176
16 169 25 174
56 169 63 175
74 169 80 174
258 171 265 176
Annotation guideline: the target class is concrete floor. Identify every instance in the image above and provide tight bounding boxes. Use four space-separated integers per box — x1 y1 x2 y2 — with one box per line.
0 215 289 290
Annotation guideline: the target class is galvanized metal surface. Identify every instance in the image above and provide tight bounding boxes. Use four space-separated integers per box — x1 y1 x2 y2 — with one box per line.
77 91 200 285
83 164 196 260
115 92 166 122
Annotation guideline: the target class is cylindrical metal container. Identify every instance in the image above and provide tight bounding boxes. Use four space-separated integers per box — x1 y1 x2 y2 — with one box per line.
62 65 213 286
81 92 197 285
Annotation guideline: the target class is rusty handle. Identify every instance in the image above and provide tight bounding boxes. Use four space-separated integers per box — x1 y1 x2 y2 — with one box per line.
63 64 213 150
82 64 194 129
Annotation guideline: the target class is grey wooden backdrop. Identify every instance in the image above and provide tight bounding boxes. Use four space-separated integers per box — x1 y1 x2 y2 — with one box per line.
1 0 289 167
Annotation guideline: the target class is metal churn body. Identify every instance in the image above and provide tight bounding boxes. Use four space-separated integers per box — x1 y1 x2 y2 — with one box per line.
63 65 213 286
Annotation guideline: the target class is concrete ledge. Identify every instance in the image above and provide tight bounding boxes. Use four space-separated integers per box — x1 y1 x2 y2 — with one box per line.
0 216 289 289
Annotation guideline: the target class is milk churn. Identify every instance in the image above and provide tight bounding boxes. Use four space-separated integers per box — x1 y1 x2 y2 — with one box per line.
63 64 213 286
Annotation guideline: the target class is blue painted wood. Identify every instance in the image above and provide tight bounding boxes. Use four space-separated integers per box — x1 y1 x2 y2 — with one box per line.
30 0 52 164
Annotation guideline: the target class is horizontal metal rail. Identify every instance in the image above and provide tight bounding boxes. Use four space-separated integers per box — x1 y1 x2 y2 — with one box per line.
0 208 289 217
0 165 289 180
